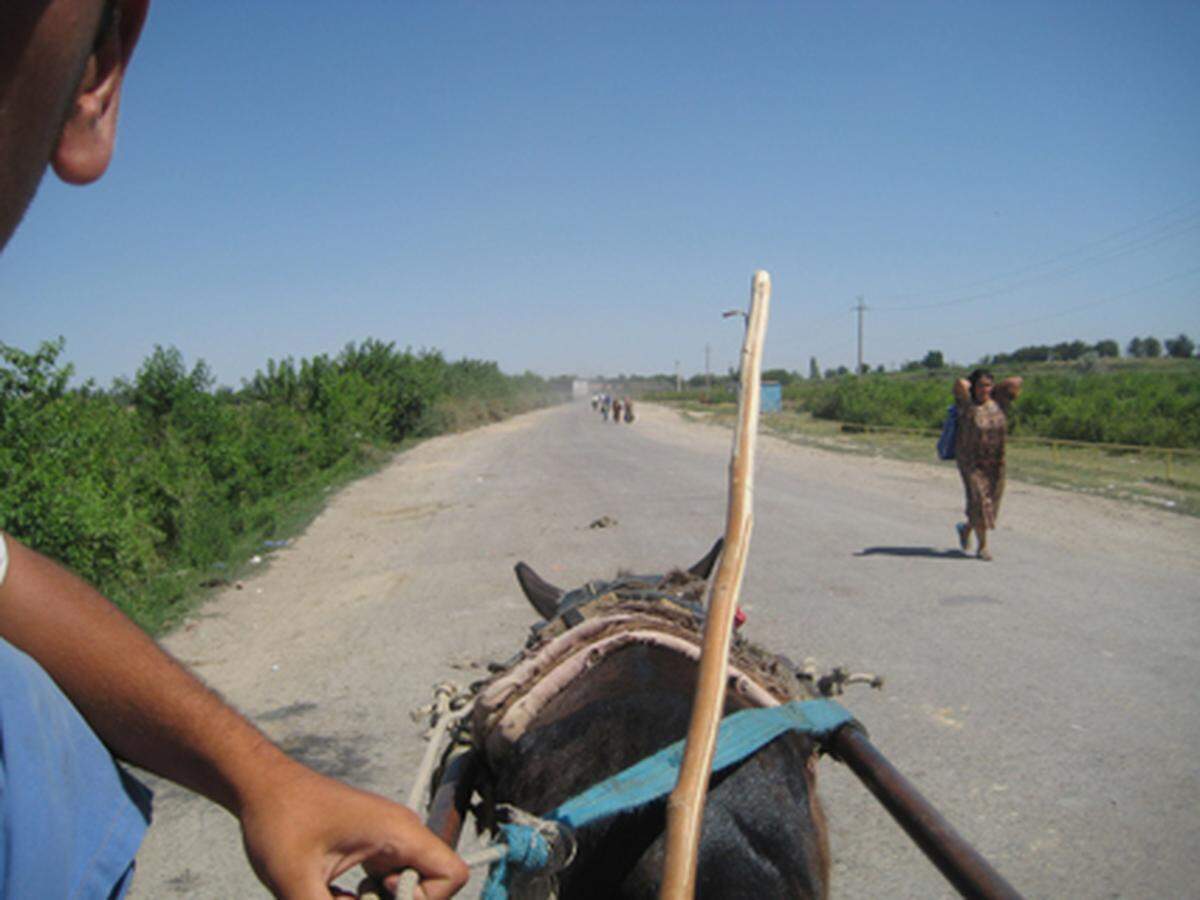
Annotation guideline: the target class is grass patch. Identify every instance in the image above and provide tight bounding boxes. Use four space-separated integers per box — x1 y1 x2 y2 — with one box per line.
670 403 1200 518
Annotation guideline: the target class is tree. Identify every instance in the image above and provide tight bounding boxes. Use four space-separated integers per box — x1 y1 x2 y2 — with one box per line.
809 357 821 380
1164 333 1195 359
1126 336 1162 358
133 345 213 422
1049 340 1090 361
0 336 74 409
1011 344 1051 363
762 368 793 386
921 350 945 369
1094 340 1119 358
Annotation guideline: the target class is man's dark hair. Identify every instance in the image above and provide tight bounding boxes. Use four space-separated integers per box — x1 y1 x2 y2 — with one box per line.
97 0 118 44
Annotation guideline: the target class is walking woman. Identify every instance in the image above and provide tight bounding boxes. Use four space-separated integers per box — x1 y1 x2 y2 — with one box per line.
954 369 1023 560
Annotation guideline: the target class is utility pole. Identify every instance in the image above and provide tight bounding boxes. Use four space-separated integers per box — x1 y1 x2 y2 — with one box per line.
705 343 712 390
852 295 868 374
675 359 682 393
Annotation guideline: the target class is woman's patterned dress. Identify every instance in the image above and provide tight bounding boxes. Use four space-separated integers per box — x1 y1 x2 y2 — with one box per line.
955 392 1014 530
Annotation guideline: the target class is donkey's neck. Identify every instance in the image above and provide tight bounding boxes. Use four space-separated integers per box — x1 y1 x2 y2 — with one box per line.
494 643 752 815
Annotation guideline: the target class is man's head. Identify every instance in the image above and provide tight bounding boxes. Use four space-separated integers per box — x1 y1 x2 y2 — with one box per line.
0 0 149 251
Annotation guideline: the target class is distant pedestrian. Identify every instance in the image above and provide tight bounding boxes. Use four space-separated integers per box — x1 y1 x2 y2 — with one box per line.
623 397 635 423
612 397 623 422
953 369 1023 560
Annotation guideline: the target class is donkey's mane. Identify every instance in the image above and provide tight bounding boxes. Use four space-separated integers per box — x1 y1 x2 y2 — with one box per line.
610 567 708 604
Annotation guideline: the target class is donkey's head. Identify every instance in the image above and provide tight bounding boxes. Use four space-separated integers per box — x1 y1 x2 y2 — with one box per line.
512 538 723 621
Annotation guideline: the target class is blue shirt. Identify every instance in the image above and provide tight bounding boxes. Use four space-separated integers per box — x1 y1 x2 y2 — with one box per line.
0 637 152 898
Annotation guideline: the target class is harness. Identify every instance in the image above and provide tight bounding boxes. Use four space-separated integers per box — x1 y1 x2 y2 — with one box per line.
472 577 808 762
412 575 1016 900
468 576 848 898
482 699 858 899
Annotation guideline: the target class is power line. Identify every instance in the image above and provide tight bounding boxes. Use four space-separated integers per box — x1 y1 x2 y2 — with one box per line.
791 199 1200 351
781 201 1200 369
872 214 1200 313
938 264 1200 341
874 197 1200 309
794 264 1199 370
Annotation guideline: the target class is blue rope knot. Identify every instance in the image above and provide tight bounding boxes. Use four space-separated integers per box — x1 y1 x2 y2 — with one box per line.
482 822 555 899
500 822 552 870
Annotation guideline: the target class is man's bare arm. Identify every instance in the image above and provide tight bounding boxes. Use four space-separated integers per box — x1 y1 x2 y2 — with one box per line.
953 378 971 405
0 535 467 899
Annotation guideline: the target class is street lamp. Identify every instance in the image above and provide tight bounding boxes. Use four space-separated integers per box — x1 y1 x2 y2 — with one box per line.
720 310 748 390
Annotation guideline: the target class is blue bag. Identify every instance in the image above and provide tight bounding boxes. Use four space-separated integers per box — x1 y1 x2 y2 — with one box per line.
936 404 958 460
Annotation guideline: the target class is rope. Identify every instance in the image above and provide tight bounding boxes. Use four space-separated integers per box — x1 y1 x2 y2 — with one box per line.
361 807 570 900
406 684 464 809
389 684 475 900
377 846 508 900
481 823 552 898
480 807 574 900
387 704 571 900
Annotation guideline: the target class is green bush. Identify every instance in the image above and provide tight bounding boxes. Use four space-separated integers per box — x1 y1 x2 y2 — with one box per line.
0 337 560 630
779 367 1200 448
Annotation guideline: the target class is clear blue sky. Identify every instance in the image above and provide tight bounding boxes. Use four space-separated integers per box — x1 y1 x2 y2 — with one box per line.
4 1 1198 386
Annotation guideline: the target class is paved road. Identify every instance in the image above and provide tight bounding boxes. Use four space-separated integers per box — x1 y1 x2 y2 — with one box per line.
131 401 1200 899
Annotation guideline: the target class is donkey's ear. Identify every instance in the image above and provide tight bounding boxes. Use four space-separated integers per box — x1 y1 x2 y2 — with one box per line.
687 538 724 580
514 562 564 619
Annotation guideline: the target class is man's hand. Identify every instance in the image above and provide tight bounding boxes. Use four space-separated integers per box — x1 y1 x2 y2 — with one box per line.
238 756 468 899
0 536 468 899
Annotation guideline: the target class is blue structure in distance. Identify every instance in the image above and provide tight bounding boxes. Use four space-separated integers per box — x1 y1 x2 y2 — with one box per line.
761 381 782 413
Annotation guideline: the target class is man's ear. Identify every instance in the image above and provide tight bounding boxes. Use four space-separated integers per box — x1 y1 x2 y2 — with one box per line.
52 0 150 185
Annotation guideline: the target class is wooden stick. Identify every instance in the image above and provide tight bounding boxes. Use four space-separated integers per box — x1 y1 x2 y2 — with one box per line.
660 270 771 899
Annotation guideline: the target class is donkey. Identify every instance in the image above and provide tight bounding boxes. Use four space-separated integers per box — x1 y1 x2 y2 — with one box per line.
470 540 830 899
